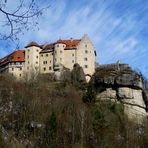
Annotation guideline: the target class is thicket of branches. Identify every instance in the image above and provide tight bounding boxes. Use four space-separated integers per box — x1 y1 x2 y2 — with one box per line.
0 0 49 44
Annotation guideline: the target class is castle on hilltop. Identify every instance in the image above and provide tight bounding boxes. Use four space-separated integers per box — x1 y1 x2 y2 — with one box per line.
0 35 96 80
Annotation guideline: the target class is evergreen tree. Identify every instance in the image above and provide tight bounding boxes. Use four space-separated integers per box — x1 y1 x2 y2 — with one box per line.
82 84 96 103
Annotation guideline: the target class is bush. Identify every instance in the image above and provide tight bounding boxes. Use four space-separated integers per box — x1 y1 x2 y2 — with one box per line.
82 84 96 103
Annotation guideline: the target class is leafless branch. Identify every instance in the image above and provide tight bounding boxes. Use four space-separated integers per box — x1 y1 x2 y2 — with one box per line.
0 0 50 44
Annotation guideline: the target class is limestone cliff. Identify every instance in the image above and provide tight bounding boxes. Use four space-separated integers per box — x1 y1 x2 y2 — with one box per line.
91 63 148 120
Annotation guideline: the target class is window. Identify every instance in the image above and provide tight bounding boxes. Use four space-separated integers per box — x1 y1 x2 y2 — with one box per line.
60 58 62 61
60 50 62 53
20 68 22 71
63 45 65 48
57 44 59 47
28 61 29 64
35 67 38 70
44 67 46 71
46 54 48 57
20 74 21 77
12 68 14 71
55 58 57 62
84 65 88 68
36 56 38 59
41 54 43 57
49 66 52 70
18 57 20 59
43 61 47 64
27 67 29 70
50 60 51 63
85 44 87 47
28 49 30 52
72 60 74 63
36 61 38 64
84 57 87 61
20 62 22 65
36 49 39 52
28 55 29 59
72 53 74 57
85 50 88 54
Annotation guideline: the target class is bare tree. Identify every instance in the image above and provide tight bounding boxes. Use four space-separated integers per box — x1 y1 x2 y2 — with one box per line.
0 0 49 43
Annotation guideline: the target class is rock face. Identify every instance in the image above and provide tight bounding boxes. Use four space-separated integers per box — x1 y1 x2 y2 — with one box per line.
71 63 86 83
91 63 148 120
93 64 143 89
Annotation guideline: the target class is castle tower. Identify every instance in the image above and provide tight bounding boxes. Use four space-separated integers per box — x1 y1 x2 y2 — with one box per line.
53 42 66 71
24 42 42 77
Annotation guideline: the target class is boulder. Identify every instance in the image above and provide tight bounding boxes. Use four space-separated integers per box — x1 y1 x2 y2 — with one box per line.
118 87 134 99
142 90 148 109
116 73 143 89
92 63 143 89
92 63 147 120
96 88 117 101
118 88 146 119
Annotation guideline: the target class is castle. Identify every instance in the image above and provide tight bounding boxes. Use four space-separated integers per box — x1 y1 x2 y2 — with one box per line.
0 35 96 80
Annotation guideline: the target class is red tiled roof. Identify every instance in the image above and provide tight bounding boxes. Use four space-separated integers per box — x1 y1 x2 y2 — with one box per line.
40 43 54 53
0 50 25 66
57 39 81 49
43 43 54 50
25 41 41 48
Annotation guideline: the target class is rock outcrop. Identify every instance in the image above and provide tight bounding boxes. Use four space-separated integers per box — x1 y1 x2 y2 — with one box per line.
91 63 148 120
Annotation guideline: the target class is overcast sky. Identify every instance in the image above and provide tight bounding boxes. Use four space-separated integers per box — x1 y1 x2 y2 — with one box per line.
0 0 148 77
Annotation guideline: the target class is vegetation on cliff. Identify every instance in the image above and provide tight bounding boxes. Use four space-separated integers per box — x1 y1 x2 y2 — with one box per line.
0 66 148 147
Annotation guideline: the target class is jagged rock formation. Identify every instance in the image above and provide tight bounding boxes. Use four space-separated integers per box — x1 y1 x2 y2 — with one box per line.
91 63 148 120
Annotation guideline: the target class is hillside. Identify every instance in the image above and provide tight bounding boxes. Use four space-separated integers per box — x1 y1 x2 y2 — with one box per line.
0 64 148 148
